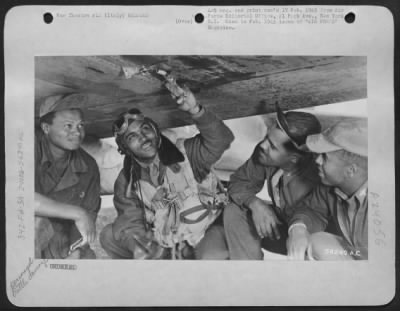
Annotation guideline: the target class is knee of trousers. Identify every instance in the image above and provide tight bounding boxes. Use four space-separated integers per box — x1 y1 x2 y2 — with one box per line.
223 202 247 230
195 225 229 260
99 223 115 250
309 232 342 259
196 248 229 260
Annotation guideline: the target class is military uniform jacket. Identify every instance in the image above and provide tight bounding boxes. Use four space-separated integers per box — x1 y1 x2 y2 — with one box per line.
35 131 101 258
228 152 320 223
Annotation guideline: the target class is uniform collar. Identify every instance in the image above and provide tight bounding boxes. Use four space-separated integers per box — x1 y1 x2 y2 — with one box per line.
334 181 368 202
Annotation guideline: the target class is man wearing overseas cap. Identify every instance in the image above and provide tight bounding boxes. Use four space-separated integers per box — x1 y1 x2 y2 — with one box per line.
35 94 101 259
99 84 234 259
287 118 368 260
222 103 322 260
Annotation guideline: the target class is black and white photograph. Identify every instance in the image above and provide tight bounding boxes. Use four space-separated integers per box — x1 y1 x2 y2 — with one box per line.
4 5 395 307
33 55 368 261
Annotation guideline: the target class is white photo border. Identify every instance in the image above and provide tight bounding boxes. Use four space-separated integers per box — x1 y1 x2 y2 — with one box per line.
4 5 395 306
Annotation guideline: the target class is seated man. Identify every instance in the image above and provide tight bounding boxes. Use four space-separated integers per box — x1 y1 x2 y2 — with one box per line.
223 103 322 260
287 119 368 260
100 85 234 259
35 94 101 259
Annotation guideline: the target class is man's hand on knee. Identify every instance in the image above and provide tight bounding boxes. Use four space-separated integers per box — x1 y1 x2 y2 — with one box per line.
74 210 96 246
248 197 282 240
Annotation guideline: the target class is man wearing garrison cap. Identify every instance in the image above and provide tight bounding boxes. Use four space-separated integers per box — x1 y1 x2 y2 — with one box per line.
34 94 101 259
287 118 368 260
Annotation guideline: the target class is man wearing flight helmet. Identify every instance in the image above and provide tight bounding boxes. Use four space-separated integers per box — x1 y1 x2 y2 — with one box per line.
100 85 234 259
223 103 322 259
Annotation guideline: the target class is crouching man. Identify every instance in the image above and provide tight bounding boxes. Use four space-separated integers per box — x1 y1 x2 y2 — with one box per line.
287 119 368 260
100 85 234 259
223 103 322 259
35 94 101 259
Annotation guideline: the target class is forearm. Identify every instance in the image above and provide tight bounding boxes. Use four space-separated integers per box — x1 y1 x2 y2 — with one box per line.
288 186 331 233
185 108 234 181
229 188 260 209
192 108 234 152
228 158 266 207
35 192 84 221
289 207 329 234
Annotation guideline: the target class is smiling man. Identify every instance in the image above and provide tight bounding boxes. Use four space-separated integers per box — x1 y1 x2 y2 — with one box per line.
35 94 101 259
99 85 234 259
223 104 322 260
287 119 368 260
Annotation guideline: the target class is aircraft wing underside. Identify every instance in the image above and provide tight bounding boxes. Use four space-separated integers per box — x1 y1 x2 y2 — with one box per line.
35 55 367 138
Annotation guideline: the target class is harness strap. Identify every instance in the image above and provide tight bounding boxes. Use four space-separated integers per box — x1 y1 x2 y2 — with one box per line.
180 204 214 224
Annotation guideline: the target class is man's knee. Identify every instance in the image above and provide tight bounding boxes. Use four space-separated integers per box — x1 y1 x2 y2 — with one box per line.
100 225 137 259
35 216 54 258
223 202 246 229
309 232 329 259
99 224 114 250
195 225 229 260
80 246 97 259
309 232 352 261
99 223 130 258
196 248 229 260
